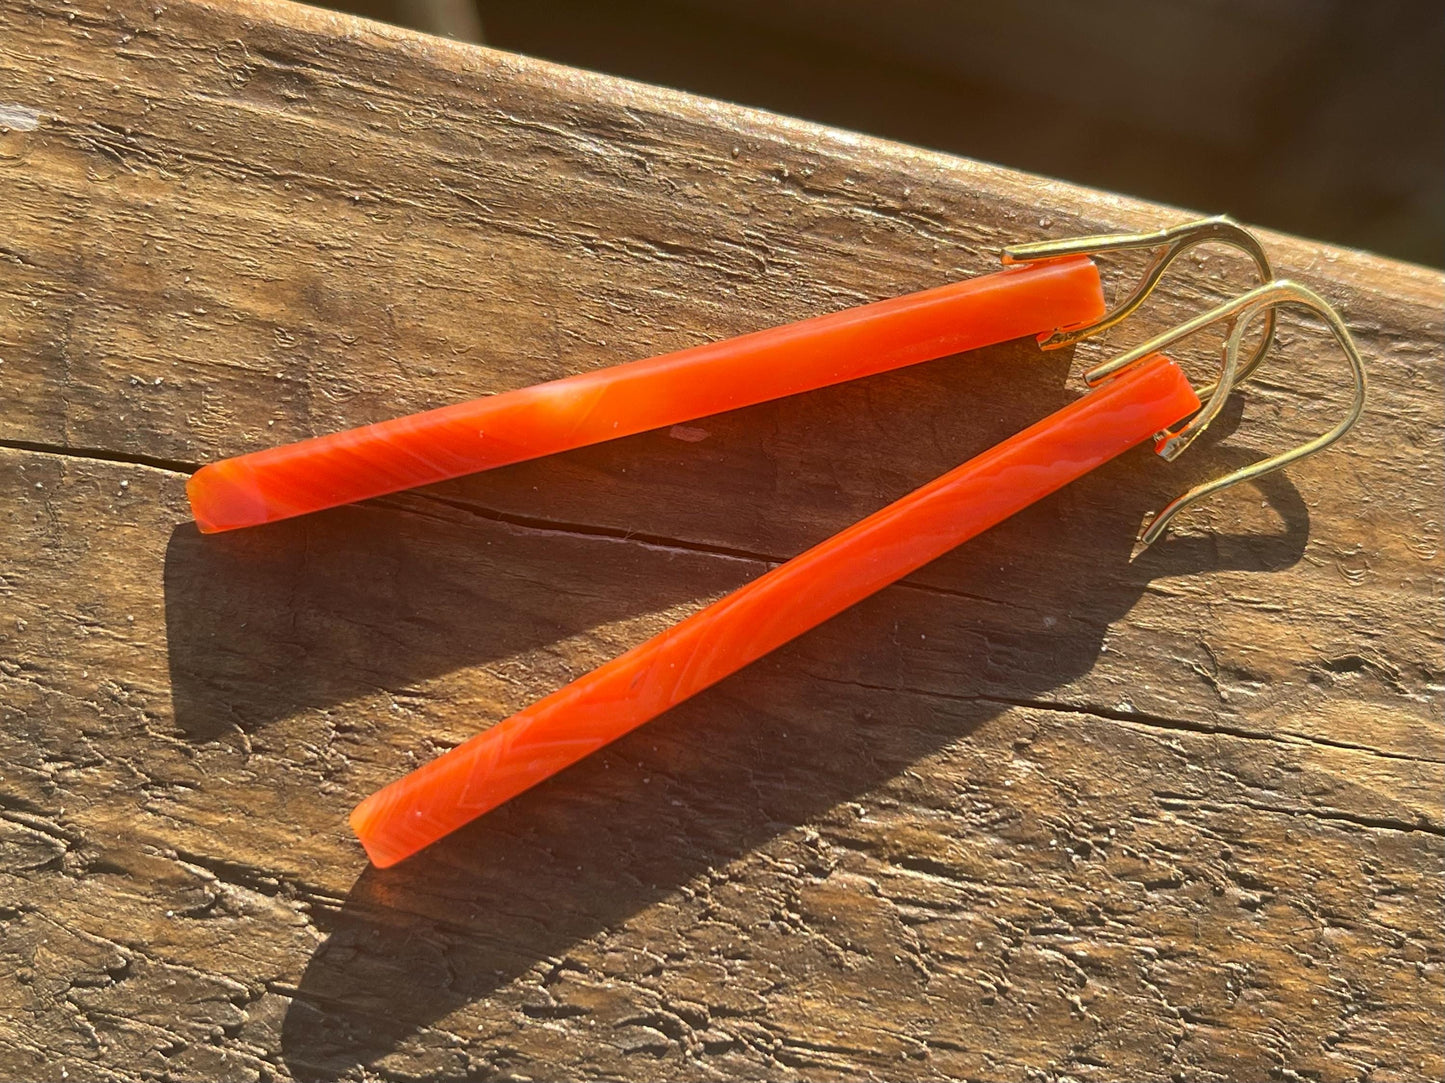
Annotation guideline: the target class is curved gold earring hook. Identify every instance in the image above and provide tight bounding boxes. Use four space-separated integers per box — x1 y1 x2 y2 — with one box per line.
1084 276 1276 462
1000 215 1277 384
1094 280 1367 551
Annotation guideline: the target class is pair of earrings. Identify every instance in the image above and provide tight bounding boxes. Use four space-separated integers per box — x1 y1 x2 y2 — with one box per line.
187 217 1366 868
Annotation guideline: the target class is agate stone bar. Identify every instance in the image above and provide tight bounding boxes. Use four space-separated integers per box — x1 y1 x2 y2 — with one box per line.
187 256 1104 532
350 354 1200 867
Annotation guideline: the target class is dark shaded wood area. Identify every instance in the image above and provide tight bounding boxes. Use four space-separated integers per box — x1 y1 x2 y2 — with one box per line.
0 1 1441 1079
350 0 1445 267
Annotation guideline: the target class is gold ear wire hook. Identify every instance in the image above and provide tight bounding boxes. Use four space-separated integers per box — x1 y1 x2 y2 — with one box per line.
1085 277 1274 462
1000 216 1277 385
1096 280 1367 551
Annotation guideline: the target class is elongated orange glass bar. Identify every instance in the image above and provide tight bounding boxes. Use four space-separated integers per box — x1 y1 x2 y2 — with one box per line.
187 257 1104 532
350 354 1201 867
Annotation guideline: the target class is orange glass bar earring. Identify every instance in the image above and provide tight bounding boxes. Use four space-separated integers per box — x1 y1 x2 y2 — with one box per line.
189 258 1103 532
185 217 1268 534
350 279 1366 868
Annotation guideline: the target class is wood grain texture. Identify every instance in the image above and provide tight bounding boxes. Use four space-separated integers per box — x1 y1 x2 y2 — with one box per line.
0 1 1441 1080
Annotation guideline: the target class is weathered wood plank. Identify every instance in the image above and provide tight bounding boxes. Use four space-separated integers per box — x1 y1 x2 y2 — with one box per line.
0 0 1441 1080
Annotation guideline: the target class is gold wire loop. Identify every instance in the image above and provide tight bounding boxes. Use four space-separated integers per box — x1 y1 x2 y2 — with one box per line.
1084 281 1281 462
1095 280 1367 550
1000 215 1277 383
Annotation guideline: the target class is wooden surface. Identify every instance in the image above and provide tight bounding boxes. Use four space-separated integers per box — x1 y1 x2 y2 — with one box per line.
1 1 1441 1079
